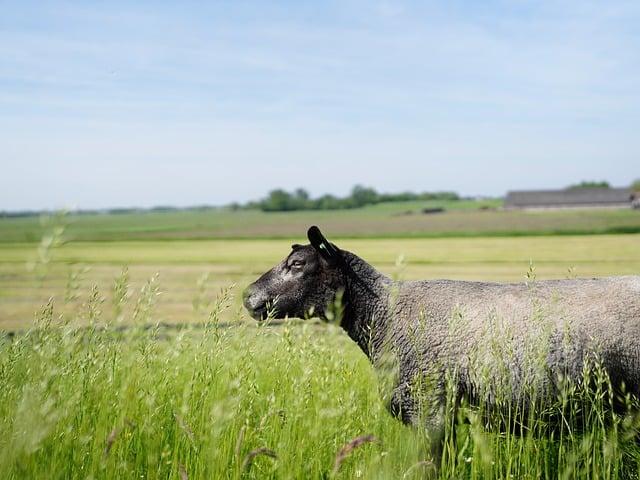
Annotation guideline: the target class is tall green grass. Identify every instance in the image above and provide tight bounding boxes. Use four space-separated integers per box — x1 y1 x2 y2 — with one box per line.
0 279 420 479
1 268 640 479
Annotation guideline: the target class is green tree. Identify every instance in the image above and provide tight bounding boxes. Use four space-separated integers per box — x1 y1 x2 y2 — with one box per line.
294 188 309 201
568 180 610 190
261 189 295 211
350 185 379 207
292 188 310 209
314 194 342 210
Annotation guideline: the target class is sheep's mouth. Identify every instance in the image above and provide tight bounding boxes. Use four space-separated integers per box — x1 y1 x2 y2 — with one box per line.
242 290 281 321
246 302 277 321
249 306 268 321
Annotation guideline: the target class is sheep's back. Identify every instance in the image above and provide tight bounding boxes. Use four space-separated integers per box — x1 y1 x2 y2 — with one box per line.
388 276 640 400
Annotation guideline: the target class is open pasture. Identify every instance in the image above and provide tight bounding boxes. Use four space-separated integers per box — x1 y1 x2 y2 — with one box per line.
2 203 640 242
1 234 640 330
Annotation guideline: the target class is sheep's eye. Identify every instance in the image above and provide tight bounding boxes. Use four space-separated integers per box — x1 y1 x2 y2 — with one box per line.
289 259 305 268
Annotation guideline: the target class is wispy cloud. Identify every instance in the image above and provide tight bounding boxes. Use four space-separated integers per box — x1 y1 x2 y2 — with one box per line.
1 0 638 209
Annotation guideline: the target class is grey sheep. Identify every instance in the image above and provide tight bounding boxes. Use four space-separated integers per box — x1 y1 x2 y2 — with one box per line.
243 226 640 456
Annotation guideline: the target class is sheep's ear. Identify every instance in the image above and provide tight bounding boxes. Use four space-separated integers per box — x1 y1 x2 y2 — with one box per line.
291 244 303 250
307 226 339 263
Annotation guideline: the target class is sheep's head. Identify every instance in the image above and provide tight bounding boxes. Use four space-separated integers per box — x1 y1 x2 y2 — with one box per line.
243 226 346 321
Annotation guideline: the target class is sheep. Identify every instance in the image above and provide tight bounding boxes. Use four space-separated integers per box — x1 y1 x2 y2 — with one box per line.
243 226 640 457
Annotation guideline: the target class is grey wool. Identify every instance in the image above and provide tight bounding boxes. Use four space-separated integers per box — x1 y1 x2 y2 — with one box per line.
243 226 640 455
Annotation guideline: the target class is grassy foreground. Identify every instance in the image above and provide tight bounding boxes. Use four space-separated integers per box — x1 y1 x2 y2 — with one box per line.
2 285 640 479
1 233 640 478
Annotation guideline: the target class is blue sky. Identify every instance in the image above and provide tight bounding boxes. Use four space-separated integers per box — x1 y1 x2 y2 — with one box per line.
1 1 638 210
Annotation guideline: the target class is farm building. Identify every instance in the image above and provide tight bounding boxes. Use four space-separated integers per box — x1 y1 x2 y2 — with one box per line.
504 187 636 209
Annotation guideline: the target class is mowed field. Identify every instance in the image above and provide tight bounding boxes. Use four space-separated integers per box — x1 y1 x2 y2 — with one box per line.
3 199 640 242
2 207 640 479
1 202 640 331
1 234 640 330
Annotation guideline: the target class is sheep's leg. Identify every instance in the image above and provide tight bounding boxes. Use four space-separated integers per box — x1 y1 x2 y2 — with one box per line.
388 382 446 463
387 382 416 424
424 402 446 466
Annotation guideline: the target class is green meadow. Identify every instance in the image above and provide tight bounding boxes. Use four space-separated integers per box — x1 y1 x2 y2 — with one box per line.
2 200 640 242
1 205 640 478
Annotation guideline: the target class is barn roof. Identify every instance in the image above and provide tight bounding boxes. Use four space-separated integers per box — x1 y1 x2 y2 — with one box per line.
505 188 633 208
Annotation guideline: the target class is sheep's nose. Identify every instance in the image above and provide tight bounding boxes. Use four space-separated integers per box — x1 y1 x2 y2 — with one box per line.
242 286 250 304
242 286 267 319
242 287 254 309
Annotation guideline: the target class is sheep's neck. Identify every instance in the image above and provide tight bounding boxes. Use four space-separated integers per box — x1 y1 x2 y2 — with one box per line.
339 252 392 359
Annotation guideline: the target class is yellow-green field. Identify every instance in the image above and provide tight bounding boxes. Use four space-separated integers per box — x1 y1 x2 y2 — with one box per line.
3 202 640 242
2 234 639 330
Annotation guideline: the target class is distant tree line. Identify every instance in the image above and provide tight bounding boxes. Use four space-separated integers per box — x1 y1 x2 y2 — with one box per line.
4 179 637 218
0 205 220 218
567 181 611 190
232 185 460 212
566 180 640 191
